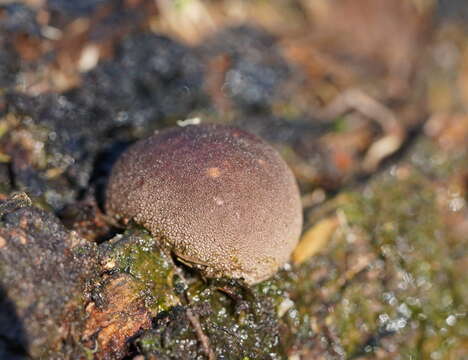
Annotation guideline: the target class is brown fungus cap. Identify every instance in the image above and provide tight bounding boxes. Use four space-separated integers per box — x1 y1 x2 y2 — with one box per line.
105 124 302 284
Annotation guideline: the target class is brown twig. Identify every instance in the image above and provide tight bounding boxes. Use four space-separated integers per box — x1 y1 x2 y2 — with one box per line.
172 264 216 360
186 307 216 360
316 88 405 171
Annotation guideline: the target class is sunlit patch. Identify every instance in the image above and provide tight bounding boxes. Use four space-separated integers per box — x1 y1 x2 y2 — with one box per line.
207 167 221 178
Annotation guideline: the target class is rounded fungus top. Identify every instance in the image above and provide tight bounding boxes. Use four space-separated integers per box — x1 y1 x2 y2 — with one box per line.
105 124 302 284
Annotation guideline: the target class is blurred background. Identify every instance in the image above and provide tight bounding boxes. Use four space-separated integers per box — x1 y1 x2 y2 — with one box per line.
0 0 467 194
0 0 467 359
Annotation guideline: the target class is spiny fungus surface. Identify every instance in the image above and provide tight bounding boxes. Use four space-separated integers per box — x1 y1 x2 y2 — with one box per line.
105 124 302 284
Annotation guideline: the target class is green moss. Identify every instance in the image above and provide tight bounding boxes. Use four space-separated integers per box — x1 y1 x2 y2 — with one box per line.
136 275 290 359
102 227 179 314
336 159 468 357
136 305 201 358
187 279 284 359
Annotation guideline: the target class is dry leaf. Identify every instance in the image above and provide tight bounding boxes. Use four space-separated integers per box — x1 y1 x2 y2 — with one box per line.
292 216 339 265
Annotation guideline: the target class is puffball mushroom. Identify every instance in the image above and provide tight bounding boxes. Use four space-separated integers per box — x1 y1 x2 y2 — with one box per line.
105 124 302 284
